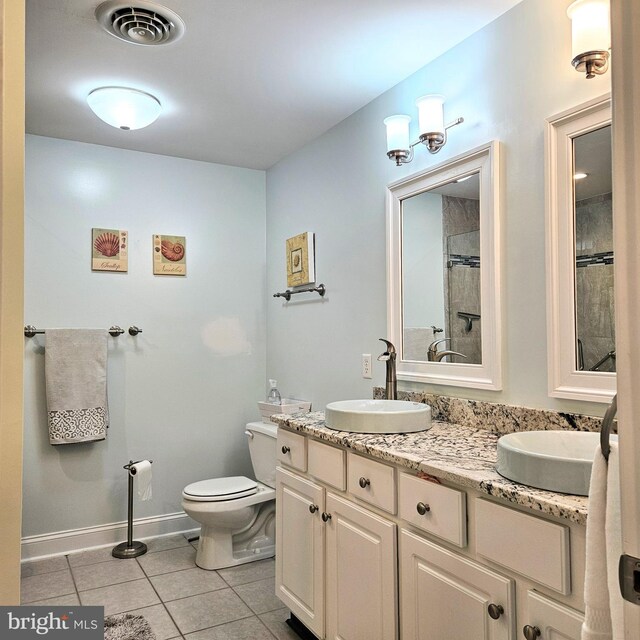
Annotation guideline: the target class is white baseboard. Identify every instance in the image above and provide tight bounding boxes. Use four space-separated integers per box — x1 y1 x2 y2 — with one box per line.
21 512 199 561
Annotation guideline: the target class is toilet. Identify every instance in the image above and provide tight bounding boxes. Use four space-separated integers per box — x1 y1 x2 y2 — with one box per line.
182 421 277 570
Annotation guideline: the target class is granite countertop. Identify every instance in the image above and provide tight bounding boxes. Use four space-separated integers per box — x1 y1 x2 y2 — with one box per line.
272 411 589 526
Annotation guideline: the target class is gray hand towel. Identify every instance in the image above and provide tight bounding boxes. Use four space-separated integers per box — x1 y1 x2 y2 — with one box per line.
45 328 109 445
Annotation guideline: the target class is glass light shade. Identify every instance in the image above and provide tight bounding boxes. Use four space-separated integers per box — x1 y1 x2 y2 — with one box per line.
567 0 610 59
384 115 411 152
415 94 445 136
87 87 162 130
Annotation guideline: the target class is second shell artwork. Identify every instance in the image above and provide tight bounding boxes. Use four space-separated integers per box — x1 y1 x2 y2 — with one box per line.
153 234 187 276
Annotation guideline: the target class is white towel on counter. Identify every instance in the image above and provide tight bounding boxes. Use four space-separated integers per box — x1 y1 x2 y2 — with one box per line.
605 443 624 640
45 328 109 445
581 443 624 640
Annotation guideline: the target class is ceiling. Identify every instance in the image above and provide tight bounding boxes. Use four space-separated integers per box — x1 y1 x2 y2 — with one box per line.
26 0 522 170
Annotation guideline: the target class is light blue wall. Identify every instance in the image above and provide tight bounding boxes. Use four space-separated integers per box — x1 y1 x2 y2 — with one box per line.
23 135 266 536
265 0 610 415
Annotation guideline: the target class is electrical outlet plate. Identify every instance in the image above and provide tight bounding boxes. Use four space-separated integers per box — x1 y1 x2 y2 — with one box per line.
362 354 372 379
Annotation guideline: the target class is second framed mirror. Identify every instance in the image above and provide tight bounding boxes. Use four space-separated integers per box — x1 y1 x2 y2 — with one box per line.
546 95 614 402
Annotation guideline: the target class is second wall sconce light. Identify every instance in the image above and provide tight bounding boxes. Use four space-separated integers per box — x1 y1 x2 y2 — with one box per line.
567 0 611 79
384 94 463 166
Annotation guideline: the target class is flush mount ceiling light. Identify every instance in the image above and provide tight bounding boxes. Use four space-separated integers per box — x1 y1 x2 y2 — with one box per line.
384 94 463 166
95 1 185 46
567 0 611 79
87 87 162 130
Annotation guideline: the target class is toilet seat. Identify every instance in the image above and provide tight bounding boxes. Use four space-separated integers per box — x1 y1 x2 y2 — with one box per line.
183 476 258 502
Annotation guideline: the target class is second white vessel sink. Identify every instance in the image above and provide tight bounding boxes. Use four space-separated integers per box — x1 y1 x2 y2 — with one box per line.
496 430 616 496
325 399 432 434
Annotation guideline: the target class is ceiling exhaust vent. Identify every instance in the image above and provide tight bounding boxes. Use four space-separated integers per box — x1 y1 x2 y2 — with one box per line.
95 1 185 46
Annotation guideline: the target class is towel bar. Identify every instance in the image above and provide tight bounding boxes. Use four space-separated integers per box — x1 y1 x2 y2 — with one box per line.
600 393 617 462
24 325 142 338
273 283 326 301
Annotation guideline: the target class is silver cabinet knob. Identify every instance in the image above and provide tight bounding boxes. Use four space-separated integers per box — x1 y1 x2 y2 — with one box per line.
281 445 290 454
416 502 431 515
358 477 371 488
321 512 332 522
523 625 541 640
309 504 319 514
487 603 504 620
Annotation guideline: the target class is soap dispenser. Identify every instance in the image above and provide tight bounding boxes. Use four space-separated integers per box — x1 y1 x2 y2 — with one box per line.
267 379 282 405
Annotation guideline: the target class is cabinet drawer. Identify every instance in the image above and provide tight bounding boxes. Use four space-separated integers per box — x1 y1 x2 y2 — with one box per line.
277 430 307 472
348 453 396 514
476 499 571 594
398 473 467 547
308 439 345 490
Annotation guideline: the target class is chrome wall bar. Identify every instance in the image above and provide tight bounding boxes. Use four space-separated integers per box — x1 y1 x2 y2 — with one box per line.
273 283 326 301
24 325 143 338
600 393 617 462
457 312 481 333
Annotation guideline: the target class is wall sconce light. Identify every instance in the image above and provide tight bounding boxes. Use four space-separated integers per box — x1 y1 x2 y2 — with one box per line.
567 0 611 79
87 87 162 130
384 94 463 166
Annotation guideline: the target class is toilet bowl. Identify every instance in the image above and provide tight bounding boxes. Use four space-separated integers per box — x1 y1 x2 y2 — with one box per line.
182 421 277 570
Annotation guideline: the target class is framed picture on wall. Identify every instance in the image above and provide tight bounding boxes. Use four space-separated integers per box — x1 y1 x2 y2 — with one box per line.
286 231 315 287
153 234 186 276
92 228 128 272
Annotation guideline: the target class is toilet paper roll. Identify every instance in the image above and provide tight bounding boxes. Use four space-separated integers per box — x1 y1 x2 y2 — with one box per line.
130 460 153 501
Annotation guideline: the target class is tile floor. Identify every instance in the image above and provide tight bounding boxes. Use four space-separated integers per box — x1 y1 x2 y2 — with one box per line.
20 534 298 640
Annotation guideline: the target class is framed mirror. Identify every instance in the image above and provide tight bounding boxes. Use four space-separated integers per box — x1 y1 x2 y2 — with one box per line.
545 95 614 402
386 141 502 390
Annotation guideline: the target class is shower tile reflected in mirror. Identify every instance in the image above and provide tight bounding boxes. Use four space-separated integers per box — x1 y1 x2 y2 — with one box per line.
401 173 481 364
573 124 615 373
447 228 481 364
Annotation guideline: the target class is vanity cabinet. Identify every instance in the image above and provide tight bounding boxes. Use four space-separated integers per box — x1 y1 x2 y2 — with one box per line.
275 428 585 640
325 492 397 640
400 529 514 639
275 467 325 637
276 456 397 640
520 590 584 640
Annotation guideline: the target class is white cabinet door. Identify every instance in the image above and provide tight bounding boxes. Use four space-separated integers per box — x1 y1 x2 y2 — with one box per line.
400 529 515 640
324 492 397 640
522 591 583 640
276 466 325 638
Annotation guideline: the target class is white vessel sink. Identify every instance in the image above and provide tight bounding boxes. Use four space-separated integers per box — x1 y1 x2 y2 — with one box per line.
496 430 616 496
325 399 431 434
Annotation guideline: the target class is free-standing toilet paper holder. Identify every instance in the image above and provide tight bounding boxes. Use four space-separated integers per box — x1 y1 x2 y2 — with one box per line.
112 459 154 559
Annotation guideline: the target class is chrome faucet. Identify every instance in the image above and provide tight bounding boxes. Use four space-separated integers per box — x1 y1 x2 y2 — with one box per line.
427 338 467 363
377 339 397 400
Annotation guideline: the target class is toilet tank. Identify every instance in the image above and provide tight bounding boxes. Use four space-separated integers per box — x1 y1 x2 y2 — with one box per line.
245 421 278 489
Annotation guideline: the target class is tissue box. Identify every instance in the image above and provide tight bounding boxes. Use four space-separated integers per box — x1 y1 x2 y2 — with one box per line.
258 399 312 424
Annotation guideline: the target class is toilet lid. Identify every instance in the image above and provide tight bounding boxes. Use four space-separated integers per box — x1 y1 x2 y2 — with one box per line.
183 476 258 501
